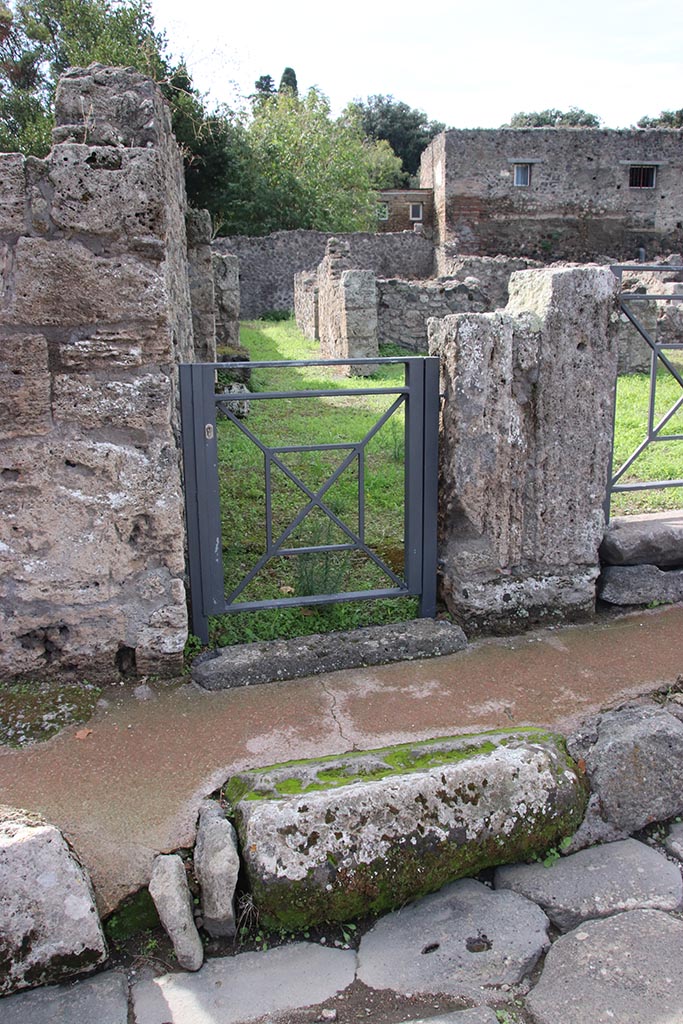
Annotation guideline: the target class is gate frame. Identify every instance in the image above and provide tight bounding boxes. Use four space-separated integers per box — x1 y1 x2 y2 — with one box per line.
180 357 439 643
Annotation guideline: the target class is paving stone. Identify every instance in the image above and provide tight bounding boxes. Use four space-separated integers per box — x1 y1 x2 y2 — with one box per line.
356 878 549 1003
526 909 683 1024
0 970 129 1024
192 619 467 690
598 563 683 605
394 1012 498 1024
148 854 203 972
494 838 683 931
131 942 356 1024
665 821 683 861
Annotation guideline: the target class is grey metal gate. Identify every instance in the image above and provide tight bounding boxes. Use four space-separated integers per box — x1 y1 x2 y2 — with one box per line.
608 264 683 516
180 357 439 643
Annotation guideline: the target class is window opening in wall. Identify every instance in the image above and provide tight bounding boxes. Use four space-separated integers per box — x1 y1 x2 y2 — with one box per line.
409 203 423 221
629 165 656 188
377 202 389 220
513 163 531 187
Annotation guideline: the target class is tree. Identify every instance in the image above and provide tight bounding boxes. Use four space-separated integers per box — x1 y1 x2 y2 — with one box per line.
278 66 297 95
347 94 446 179
637 109 683 129
504 107 601 128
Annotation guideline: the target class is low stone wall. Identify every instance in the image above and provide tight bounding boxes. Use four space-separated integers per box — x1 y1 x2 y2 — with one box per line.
294 270 318 340
0 65 200 681
317 239 379 373
215 229 435 318
430 265 620 634
377 277 489 350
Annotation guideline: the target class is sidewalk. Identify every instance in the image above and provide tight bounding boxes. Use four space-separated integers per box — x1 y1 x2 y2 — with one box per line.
0 604 681 918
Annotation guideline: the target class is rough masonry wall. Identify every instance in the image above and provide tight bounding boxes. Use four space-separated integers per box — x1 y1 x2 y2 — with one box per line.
429 265 620 634
186 208 216 364
215 229 434 318
376 278 489 350
421 129 683 261
317 239 378 373
0 65 194 681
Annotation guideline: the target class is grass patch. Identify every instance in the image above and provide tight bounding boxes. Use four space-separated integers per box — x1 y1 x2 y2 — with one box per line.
209 318 419 647
611 358 683 515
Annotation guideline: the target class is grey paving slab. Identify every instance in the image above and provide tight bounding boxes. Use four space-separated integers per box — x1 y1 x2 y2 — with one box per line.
357 878 549 1003
0 970 129 1024
526 909 683 1024
494 838 683 931
394 1011 498 1024
131 942 356 1024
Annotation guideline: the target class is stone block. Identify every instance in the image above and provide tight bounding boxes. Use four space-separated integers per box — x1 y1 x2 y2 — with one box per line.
226 728 588 929
58 324 174 370
52 372 173 432
0 805 107 995
53 64 171 149
0 153 26 234
600 510 683 567
568 705 683 833
47 144 166 242
148 854 203 972
10 237 166 326
0 333 52 439
598 562 683 605
194 801 240 937
0 971 129 1024
341 268 376 309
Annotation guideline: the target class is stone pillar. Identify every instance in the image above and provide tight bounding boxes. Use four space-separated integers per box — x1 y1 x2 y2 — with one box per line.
0 64 194 681
186 208 216 363
317 238 378 375
212 251 241 354
429 265 619 634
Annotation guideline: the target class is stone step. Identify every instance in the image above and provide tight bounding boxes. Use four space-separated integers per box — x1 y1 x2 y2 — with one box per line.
192 619 467 690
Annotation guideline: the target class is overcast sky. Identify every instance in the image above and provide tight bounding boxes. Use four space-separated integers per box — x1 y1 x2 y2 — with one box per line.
149 0 682 129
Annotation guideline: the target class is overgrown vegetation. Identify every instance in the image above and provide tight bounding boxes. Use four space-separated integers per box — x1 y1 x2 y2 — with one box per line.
610 358 683 515
207 319 418 648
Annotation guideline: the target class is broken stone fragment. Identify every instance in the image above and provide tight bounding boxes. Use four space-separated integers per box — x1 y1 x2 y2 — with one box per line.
227 729 588 929
148 854 203 971
0 804 108 996
194 801 241 938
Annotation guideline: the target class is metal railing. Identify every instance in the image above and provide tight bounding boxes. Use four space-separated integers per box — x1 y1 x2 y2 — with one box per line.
607 265 683 517
180 358 439 643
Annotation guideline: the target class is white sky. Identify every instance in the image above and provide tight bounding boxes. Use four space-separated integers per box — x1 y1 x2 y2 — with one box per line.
150 0 682 129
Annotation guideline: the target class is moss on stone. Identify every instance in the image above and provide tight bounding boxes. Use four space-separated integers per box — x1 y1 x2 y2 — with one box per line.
0 680 101 747
104 888 160 941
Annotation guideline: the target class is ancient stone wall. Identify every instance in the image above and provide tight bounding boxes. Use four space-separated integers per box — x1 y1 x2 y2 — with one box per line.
377 278 488 350
317 239 378 373
430 265 620 634
0 65 195 681
215 229 434 318
212 251 240 354
294 270 318 340
421 128 683 261
186 208 216 364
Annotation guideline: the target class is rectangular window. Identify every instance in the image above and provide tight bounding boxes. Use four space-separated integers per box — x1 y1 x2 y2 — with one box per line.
629 165 656 188
377 202 389 220
513 163 531 187
409 203 423 221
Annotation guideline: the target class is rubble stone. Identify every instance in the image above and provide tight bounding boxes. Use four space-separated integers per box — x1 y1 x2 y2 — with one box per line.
148 854 203 972
194 801 241 938
600 510 683 567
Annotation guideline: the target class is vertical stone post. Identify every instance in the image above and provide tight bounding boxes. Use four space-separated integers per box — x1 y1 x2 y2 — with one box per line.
317 237 378 375
429 265 620 633
0 65 195 680
186 208 217 363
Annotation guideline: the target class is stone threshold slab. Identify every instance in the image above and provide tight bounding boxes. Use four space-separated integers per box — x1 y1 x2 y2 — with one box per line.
192 619 467 690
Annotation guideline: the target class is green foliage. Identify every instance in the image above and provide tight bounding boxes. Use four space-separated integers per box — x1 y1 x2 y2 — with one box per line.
504 107 601 128
637 108 683 129
348 93 446 178
278 66 297 95
362 136 405 190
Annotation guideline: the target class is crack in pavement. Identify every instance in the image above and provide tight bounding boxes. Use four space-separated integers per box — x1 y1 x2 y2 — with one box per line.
319 678 356 750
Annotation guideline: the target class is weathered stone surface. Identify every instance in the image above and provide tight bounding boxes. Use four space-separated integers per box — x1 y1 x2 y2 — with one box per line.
227 729 588 928
216 381 250 419
0 805 107 995
194 801 240 938
212 251 240 350
665 822 683 861
52 372 173 433
0 970 129 1024
357 878 549 1001
526 910 683 1024
148 854 203 972
186 208 216 363
376 276 489 352
58 325 173 370
615 297 655 374
430 265 619 633
9 237 166 326
601 510 683 567
568 705 683 833
598 562 683 605
494 838 682 932
192 619 467 690
0 153 26 234
0 332 51 440
395 1013 498 1024
132 943 356 1024
53 64 172 149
